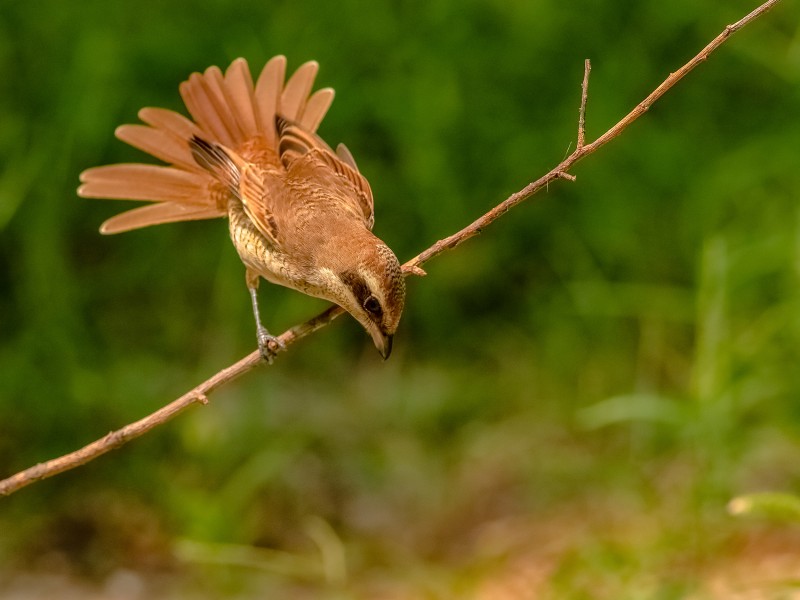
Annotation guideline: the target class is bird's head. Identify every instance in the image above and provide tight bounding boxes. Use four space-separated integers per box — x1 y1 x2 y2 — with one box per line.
324 238 405 359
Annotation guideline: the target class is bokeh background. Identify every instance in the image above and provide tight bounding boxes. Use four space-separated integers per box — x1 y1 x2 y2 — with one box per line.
2 0 799 598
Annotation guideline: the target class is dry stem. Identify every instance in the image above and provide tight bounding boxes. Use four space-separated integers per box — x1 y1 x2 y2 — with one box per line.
0 0 781 497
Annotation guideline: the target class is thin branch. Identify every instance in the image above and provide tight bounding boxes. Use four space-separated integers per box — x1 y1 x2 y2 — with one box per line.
583 0 782 154
0 0 782 497
0 306 345 496
404 0 781 271
577 59 591 150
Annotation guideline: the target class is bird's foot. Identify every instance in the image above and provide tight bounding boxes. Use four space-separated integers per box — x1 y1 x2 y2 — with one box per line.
257 326 285 364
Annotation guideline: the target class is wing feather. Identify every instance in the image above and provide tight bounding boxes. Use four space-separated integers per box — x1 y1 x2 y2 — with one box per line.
189 136 279 245
276 118 374 228
335 143 359 170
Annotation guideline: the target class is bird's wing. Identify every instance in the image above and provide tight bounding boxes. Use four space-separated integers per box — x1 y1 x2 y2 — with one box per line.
188 136 279 246
276 117 375 229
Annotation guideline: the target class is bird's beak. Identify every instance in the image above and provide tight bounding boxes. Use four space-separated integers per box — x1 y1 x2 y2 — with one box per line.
370 329 393 360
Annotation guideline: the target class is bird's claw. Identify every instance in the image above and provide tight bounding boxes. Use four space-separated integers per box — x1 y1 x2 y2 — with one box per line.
257 326 285 364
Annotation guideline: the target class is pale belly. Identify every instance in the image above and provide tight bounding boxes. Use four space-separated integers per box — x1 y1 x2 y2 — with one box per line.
227 203 320 296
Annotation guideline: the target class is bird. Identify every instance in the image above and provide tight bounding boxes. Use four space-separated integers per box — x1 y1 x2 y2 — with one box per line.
78 56 405 361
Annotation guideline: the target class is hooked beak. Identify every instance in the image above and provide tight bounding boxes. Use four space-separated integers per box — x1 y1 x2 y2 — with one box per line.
370 329 393 360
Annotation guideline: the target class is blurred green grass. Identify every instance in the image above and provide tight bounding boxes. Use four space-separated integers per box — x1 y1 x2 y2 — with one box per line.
1 0 800 597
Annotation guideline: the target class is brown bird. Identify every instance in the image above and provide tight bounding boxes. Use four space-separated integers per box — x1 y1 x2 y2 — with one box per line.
78 56 405 360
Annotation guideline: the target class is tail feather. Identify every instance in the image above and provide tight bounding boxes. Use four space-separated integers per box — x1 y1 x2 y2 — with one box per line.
300 88 335 132
254 55 287 148
115 124 200 171
223 58 259 139
180 71 236 146
78 56 335 233
79 164 210 203
280 61 318 121
100 202 227 234
206 65 247 143
138 107 204 140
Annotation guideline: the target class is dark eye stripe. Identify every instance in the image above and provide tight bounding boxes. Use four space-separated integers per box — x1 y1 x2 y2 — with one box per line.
339 270 371 305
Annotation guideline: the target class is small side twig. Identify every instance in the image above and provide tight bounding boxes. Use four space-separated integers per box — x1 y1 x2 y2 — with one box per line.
0 0 782 497
577 59 591 150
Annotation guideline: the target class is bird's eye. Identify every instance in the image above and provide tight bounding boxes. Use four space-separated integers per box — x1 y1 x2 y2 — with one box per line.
363 295 383 317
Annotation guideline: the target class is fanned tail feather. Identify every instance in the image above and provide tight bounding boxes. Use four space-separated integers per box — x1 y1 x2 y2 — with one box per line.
99 203 229 234
78 56 335 234
79 164 208 202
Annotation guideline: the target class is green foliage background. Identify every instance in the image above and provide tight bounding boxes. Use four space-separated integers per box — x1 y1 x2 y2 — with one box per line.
1 0 799 597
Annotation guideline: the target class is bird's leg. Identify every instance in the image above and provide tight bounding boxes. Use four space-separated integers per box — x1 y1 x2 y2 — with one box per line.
246 269 285 363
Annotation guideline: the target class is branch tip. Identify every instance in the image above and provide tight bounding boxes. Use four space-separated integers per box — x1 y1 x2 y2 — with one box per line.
404 265 427 277
558 171 577 182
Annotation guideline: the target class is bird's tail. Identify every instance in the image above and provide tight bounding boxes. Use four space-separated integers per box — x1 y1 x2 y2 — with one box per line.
78 56 334 234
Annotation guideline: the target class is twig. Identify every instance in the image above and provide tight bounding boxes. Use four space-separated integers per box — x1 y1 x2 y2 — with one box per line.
577 59 591 150
0 0 781 497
